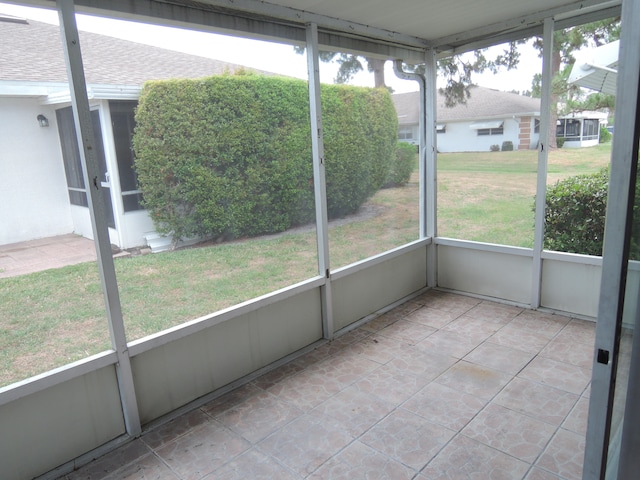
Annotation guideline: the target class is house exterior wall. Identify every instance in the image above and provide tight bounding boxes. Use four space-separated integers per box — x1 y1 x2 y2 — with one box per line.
0 97 73 245
564 137 600 148
436 117 523 153
398 117 540 153
0 97 156 250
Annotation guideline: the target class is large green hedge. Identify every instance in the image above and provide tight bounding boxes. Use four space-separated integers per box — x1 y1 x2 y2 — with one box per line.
133 72 397 241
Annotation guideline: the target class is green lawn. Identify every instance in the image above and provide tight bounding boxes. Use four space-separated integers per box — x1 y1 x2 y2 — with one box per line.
438 144 611 246
0 144 611 386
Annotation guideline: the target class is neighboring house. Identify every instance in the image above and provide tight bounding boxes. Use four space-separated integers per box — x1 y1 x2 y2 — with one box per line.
393 86 541 153
0 15 264 249
393 86 607 152
556 110 608 147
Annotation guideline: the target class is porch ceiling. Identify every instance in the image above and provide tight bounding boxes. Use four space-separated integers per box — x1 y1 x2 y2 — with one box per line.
266 0 620 48
21 0 621 59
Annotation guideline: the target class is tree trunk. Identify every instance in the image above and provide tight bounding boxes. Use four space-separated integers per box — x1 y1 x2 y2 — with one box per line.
548 49 562 149
366 58 386 88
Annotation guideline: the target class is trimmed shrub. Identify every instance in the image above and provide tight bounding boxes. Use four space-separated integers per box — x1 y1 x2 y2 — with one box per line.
556 137 565 148
543 168 609 256
322 83 398 217
384 142 417 187
490 144 500 152
600 124 612 143
501 141 514 151
133 72 397 241
544 167 640 258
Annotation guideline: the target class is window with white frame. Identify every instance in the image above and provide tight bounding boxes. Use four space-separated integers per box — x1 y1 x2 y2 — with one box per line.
471 121 504 136
398 125 414 140
477 126 504 136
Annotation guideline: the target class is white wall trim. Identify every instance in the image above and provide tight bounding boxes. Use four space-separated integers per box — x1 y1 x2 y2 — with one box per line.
331 237 431 280
541 249 603 265
127 275 325 356
435 237 533 257
0 350 117 407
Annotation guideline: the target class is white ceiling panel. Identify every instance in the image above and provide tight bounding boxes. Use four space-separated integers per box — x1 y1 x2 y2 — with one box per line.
264 0 620 45
18 0 621 57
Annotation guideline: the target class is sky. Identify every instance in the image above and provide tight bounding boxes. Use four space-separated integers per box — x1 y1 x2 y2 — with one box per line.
0 2 542 94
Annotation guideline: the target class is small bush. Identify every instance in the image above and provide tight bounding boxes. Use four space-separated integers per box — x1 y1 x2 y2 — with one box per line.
544 167 640 258
501 141 514 151
490 144 500 152
543 168 609 256
600 125 612 143
556 137 565 148
384 142 417 187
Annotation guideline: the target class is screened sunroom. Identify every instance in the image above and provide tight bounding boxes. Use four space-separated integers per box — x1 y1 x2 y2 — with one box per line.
0 0 639 479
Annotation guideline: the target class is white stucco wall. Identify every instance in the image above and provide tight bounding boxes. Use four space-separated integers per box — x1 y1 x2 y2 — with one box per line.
0 97 73 245
399 117 539 152
563 138 600 148
436 117 523 153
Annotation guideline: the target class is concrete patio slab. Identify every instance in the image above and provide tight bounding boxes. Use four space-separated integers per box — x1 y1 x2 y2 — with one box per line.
0 234 97 278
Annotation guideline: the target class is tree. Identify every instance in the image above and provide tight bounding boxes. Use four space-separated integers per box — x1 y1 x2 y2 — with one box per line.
297 42 522 104
294 47 388 88
435 42 522 106
297 17 619 128
532 19 620 148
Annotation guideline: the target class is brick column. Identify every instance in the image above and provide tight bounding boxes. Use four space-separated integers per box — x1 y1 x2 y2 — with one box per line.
518 116 531 150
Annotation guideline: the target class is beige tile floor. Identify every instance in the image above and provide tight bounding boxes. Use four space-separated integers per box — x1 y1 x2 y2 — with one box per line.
58 290 594 480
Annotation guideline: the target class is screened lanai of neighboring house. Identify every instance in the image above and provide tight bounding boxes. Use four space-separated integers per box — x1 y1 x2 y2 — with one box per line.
1 1 640 479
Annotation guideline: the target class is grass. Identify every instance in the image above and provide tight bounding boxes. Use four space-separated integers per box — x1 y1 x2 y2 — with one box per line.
0 144 611 386
438 144 611 246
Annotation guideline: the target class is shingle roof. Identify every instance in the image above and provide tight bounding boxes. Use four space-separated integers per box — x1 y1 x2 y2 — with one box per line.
393 86 541 125
0 16 266 86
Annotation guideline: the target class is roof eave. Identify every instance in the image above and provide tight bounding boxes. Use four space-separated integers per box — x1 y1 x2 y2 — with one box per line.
40 84 142 105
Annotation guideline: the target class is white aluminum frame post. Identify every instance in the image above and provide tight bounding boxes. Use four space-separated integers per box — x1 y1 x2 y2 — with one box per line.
57 0 141 437
530 17 553 309
306 22 333 339
584 0 640 476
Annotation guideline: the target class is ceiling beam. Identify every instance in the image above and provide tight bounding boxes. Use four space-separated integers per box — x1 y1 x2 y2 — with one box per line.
22 0 425 62
436 3 620 59
11 0 619 64
434 0 620 51
67 0 429 49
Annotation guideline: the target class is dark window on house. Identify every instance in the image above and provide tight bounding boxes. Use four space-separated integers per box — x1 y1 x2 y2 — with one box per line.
583 119 599 140
534 119 540 134
56 107 87 207
56 106 115 227
565 119 581 137
477 126 504 136
558 118 581 140
110 101 144 212
556 119 564 137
